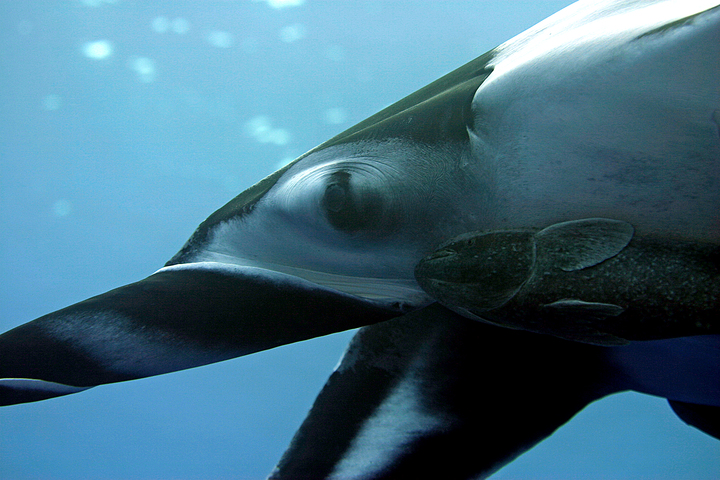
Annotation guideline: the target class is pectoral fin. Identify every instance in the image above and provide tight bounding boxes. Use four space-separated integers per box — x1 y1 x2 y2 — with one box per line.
541 299 630 346
543 299 625 317
271 304 615 479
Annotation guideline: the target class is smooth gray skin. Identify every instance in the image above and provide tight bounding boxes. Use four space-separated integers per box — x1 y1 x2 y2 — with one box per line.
0 0 719 478
415 218 720 345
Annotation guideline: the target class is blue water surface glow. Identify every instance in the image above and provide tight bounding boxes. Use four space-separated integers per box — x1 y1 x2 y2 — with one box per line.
0 1 718 479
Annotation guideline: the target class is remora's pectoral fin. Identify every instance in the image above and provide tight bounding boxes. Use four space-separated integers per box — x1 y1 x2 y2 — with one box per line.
535 218 634 272
669 400 720 440
0 263 398 406
270 304 614 480
541 299 629 346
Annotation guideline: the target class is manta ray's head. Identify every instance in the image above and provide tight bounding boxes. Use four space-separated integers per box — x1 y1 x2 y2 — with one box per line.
164 60 495 308
0 63 492 406
166 138 483 308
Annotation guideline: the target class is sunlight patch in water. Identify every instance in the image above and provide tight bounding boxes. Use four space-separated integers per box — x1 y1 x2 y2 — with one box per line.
324 107 347 125
52 199 73 218
153 16 190 35
254 0 305 10
279 24 306 43
245 116 291 146
128 56 156 83
43 94 62 111
323 44 345 62
82 40 113 60
207 30 234 49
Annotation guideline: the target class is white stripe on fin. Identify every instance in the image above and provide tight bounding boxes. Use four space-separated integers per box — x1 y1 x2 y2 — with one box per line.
329 348 451 480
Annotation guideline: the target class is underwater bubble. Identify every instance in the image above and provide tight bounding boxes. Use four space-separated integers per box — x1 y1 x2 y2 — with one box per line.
128 56 156 83
52 199 73 218
82 40 113 60
43 94 62 111
152 16 170 33
252 0 304 9
241 37 260 54
172 18 190 34
17 20 33 36
80 0 118 6
357 66 374 84
275 155 296 170
324 107 347 125
221 176 243 194
207 30 234 48
245 116 291 146
323 44 345 62
267 0 305 9
265 129 290 146
279 23 306 43
245 115 272 137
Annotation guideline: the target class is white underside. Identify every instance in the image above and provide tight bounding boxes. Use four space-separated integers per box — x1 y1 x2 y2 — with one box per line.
179 254 432 307
473 0 720 241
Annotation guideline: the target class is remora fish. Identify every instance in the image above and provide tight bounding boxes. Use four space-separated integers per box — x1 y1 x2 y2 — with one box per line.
1 0 719 478
415 218 720 345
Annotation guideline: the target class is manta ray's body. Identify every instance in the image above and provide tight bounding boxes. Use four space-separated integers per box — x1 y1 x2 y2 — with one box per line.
1 0 719 478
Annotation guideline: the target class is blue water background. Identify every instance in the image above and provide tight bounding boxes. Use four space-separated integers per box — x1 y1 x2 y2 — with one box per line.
1 1 718 478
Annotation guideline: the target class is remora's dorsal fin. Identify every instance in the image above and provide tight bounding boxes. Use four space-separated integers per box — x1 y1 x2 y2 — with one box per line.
536 218 634 272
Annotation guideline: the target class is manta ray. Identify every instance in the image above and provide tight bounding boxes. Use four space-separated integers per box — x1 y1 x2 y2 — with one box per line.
1 0 719 478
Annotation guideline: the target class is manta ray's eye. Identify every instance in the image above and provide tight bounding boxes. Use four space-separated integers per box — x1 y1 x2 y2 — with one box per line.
321 170 385 234
324 183 347 213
